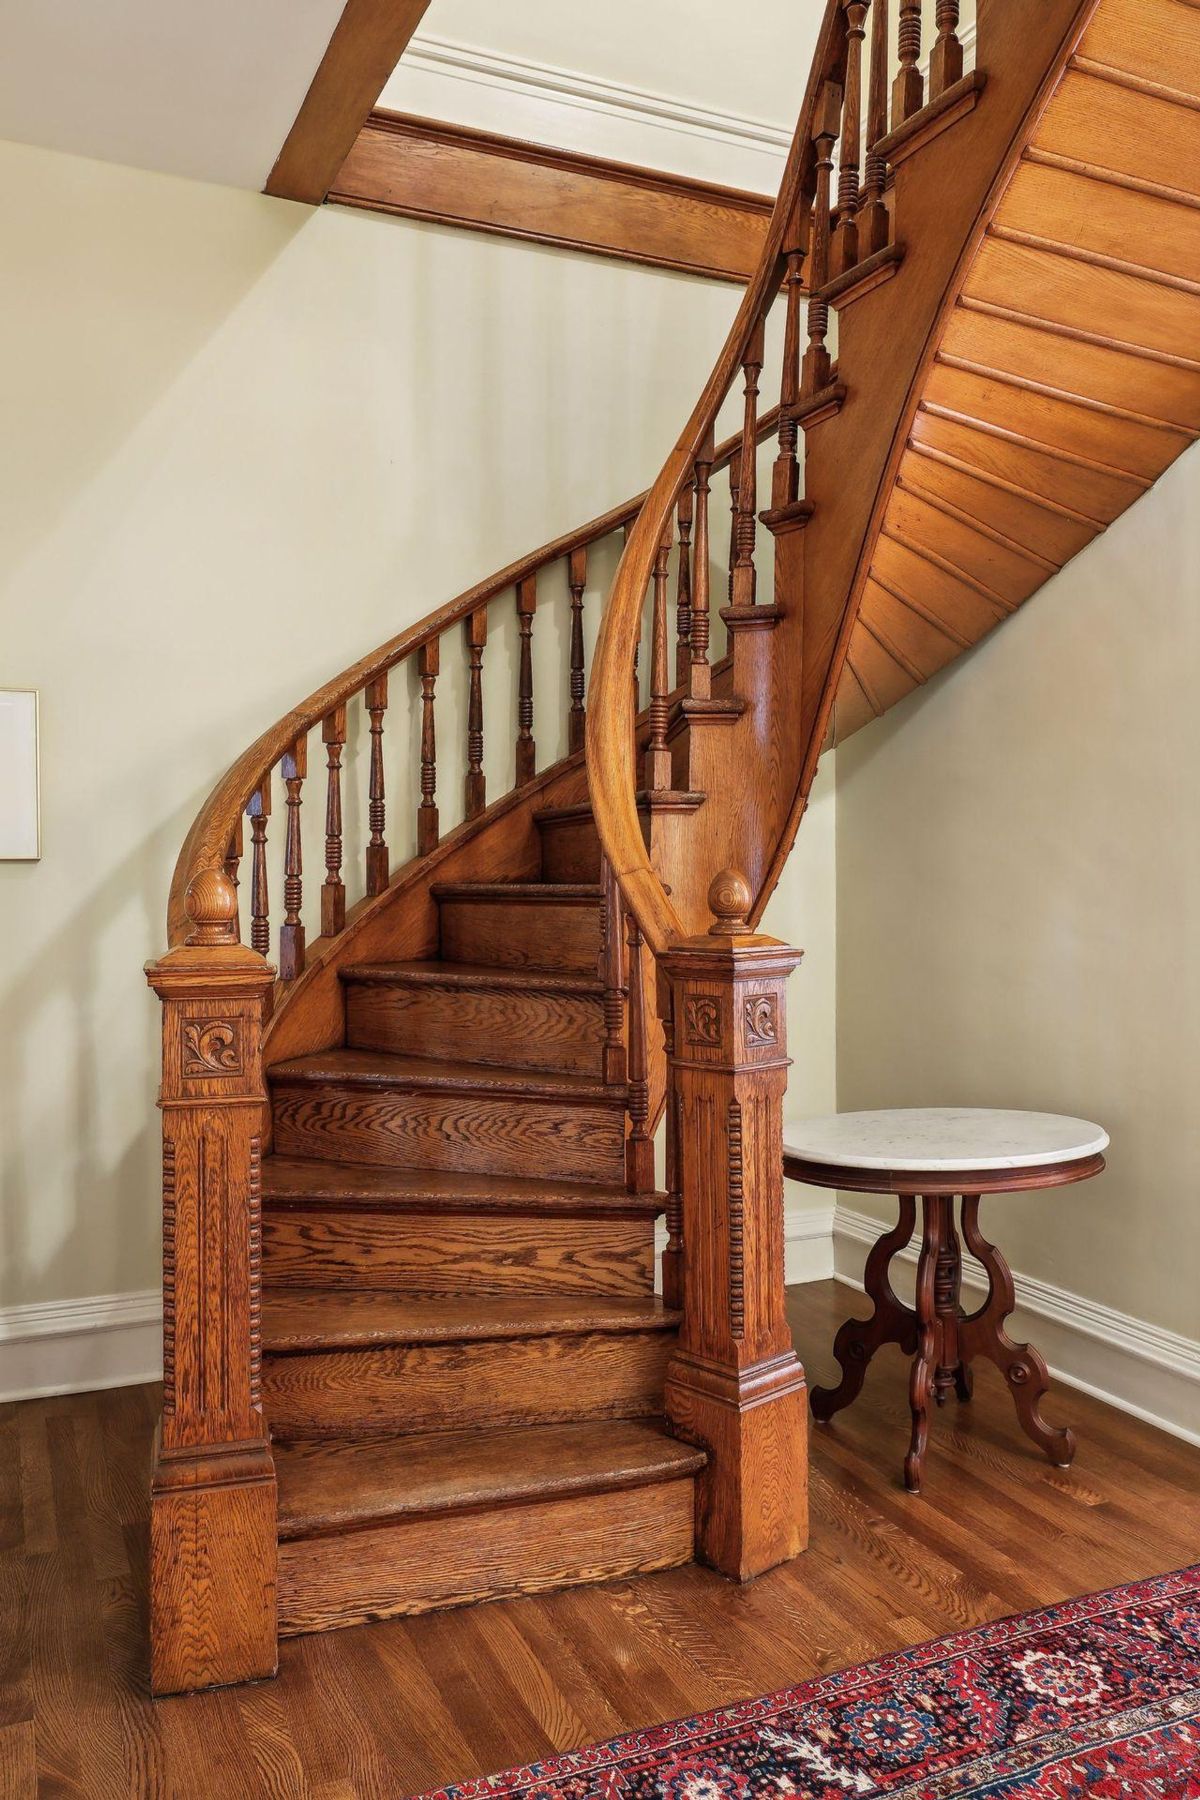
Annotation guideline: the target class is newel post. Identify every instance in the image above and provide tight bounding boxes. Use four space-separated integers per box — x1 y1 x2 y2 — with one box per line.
662 870 808 1579
144 866 278 1696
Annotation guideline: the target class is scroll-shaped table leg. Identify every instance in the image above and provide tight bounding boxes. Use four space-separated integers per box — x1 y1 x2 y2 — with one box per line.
959 1194 1076 1469
811 1194 919 1423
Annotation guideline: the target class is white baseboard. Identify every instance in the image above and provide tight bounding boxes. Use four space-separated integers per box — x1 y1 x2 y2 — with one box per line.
831 1203 1200 1448
655 1204 835 1295
0 1289 161 1402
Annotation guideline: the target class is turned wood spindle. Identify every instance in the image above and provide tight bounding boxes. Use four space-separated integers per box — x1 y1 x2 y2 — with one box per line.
417 641 440 856
465 606 488 819
834 2 869 277
726 449 741 603
773 197 810 511
646 525 674 792
688 430 715 701
598 856 627 1087
802 81 843 397
731 318 765 609
365 674 389 897
861 0 891 257
568 546 587 754
247 778 271 959
893 0 924 126
516 575 537 785
624 908 654 1193
674 482 694 689
279 734 307 981
930 0 963 99
321 704 347 938
224 817 243 931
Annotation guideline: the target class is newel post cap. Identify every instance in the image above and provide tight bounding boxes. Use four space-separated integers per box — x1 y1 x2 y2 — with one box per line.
146 864 275 994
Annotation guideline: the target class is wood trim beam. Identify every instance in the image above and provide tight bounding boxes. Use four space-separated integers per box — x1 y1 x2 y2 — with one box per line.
328 112 777 284
265 0 433 204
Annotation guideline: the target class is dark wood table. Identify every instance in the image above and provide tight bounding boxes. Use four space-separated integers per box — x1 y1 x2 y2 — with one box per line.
784 1108 1108 1493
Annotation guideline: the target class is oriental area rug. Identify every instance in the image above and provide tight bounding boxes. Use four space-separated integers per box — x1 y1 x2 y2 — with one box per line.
421 1566 1200 1798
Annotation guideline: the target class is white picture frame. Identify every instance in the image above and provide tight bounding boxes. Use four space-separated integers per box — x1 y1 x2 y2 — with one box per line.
0 689 41 861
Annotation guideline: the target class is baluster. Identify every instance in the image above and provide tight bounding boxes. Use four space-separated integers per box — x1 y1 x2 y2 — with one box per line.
773 197 810 511
248 777 271 959
930 0 963 98
861 0 891 257
417 641 440 855
279 733 307 981
893 0 924 126
598 856 627 1086
658 969 683 1310
465 606 487 818
727 449 741 603
689 429 715 701
731 318 765 609
568 546 587 754
674 482 694 690
321 704 346 937
834 2 869 277
516 574 537 784
224 816 243 935
365 674 389 897
624 909 653 1192
802 81 843 397
646 525 674 792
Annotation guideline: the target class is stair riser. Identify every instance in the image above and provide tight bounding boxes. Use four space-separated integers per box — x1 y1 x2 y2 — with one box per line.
271 1084 625 1184
344 982 606 1077
439 898 601 971
263 1330 674 1439
537 816 603 883
263 1210 655 1297
278 1477 695 1636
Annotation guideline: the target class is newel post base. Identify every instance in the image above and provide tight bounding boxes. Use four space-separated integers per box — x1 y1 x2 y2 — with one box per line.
661 872 808 1582
145 868 279 1697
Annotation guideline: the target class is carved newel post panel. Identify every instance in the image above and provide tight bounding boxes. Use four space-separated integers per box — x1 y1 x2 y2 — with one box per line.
144 868 278 1696
662 870 808 1580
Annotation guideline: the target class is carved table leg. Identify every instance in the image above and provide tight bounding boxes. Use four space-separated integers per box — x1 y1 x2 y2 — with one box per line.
811 1195 918 1423
905 1197 941 1493
959 1194 1076 1468
932 1195 968 1407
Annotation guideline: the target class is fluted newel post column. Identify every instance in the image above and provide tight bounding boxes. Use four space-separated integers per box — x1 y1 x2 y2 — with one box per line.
144 868 277 1696
662 871 808 1581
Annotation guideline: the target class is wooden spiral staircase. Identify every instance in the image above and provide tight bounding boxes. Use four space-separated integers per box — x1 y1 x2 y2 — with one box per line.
147 0 1200 1694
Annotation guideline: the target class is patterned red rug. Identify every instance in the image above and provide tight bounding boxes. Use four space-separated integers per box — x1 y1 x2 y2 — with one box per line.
423 1567 1200 1798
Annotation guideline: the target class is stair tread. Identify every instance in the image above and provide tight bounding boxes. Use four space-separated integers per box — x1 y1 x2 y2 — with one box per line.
262 1290 680 1352
269 1048 623 1102
431 881 602 901
275 1419 704 1539
341 959 603 994
262 1155 660 1214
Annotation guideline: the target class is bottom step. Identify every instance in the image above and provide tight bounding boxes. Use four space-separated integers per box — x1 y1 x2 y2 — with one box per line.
276 1419 703 1636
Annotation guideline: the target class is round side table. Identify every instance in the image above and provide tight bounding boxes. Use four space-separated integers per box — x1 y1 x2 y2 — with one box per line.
783 1108 1109 1494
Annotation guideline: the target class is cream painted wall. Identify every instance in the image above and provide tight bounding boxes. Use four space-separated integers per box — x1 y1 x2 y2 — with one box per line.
0 132 838 1318
835 443 1200 1343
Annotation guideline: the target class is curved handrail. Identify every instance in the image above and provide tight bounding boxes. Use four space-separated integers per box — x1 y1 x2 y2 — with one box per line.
168 417 773 952
586 0 848 958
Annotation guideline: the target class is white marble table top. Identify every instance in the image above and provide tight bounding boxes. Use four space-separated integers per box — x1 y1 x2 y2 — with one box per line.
784 1108 1109 1174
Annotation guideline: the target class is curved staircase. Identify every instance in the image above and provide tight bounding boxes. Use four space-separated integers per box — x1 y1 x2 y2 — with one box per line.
147 0 1200 1695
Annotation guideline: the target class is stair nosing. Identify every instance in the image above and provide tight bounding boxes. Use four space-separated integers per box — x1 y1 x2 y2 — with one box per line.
268 1048 626 1106
262 1291 682 1354
431 881 602 903
261 1156 663 1215
275 1419 705 1541
340 960 604 995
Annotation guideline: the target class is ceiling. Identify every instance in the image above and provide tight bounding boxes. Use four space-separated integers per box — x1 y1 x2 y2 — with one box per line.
0 0 347 189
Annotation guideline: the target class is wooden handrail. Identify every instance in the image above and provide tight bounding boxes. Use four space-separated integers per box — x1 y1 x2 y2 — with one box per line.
168 413 776 951
586 0 849 957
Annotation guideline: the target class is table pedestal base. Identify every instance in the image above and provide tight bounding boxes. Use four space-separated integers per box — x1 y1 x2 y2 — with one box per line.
812 1194 1076 1493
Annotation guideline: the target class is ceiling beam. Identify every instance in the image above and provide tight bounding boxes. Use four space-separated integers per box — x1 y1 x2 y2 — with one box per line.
264 0 433 204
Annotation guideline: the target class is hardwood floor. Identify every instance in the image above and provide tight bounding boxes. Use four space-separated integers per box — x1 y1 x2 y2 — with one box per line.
3 1279 1197 1799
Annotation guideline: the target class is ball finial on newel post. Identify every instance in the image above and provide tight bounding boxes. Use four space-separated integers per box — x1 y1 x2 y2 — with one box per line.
184 866 241 948
707 868 753 936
